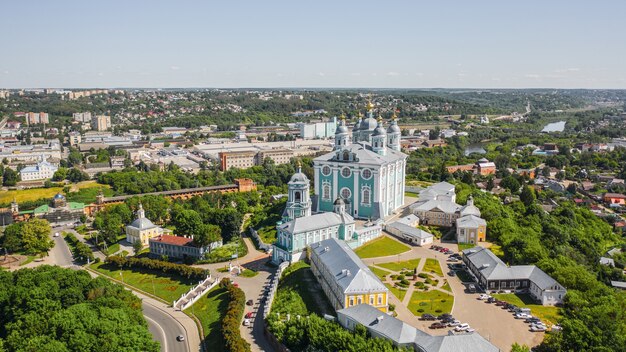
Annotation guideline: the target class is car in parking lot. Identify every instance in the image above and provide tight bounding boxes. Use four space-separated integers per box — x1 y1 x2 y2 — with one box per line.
419 314 437 321
243 319 251 327
246 299 254 306
447 320 461 327
477 294 491 300
447 270 456 277
466 328 476 333
530 324 547 332
495 300 507 306
437 313 453 320
429 322 448 329
454 323 470 332
245 312 253 319
514 313 531 319
467 284 477 293
486 297 497 303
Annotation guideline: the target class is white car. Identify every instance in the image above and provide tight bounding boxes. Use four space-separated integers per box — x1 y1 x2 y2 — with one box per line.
514 313 531 319
477 294 491 300
243 319 251 327
454 323 470 332
465 328 476 333
447 320 461 327
530 324 547 332
53 232 60 237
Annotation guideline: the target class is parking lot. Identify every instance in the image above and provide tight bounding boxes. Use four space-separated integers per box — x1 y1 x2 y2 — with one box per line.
363 238 545 350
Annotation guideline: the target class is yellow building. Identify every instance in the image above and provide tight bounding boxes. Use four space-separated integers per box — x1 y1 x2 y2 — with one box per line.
310 238 388 312
125 204 163 246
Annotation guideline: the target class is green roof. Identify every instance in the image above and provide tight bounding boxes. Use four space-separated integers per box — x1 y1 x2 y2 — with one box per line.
69 202 85 210
33 204 49 214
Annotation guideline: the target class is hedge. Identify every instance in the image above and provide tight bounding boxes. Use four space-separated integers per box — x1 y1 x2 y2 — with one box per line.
105 256 208 280
220 278 251 352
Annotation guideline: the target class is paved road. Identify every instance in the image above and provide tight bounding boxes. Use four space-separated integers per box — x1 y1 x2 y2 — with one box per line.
143 302 189 352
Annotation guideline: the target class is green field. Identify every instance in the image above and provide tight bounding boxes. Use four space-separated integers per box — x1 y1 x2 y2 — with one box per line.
354 236 411 259
240 269 258 278
368 266 391 280
185 286 228 352
272 261 334 317
0 181 111 206
385 283 407 301
376 258 421 272
457 243 476 251
493 293 561 325
408 290 454 316
90 262 194 302
423 258 443 276
441 281 452 292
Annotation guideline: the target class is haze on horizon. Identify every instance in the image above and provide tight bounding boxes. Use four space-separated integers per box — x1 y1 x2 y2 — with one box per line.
1 0 625 89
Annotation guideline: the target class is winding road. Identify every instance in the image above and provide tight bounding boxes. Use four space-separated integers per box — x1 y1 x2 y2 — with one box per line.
143 302 189 352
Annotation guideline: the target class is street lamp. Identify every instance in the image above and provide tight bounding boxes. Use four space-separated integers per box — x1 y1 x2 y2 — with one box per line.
119 271 124 283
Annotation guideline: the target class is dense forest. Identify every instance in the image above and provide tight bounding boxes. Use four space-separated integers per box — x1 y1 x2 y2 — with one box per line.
0 266 158 352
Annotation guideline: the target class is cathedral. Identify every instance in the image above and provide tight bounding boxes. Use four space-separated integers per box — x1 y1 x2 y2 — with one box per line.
313 102 407 220
271 104 407 264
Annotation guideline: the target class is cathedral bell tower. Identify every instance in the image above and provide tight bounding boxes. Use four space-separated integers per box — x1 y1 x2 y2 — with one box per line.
334 113 350 151
387 111 401 151
371 115 387 156
284 161 312 221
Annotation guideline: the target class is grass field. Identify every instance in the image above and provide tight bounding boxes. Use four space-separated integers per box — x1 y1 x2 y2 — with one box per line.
199 240 248 264
368 266 391 280
19 255 37 266
0 181 110 206
240 269 258 278
103 243 121 256
492 293 561 325
354 236 411 259
408 290 454 316
184 286 228 352
405 192 420 198
441 281 452 292
272 261 334 317
90 262 194 302
376 258 421 273
385 283 407 301
423 258 443 276
457 243 476 251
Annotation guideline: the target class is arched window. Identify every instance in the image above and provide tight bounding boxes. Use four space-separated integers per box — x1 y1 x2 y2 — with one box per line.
362 187 371 205
343 150 350 161
322 183 331 200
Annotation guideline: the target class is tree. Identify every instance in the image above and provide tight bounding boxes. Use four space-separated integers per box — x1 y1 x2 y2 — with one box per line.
20 218 53 255
566 183 577 194
171 207 203 236
68 168 89 182
67 147 83 167
520 185 536 207
511 343 530 352
2 168 18 186
501 175 521 194
132 240 143 256
194 224 222 252
486 176 495 191
52 167 69 181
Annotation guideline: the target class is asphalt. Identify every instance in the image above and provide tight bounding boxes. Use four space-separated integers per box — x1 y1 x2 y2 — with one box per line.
143 302 189 352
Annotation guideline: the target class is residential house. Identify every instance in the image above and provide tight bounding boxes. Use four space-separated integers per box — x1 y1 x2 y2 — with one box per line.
149 234 222 260
125 204 164 246
385 215 433 246
603 193 626 205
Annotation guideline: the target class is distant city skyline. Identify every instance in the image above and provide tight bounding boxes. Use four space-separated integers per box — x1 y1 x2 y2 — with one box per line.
1 0 625 89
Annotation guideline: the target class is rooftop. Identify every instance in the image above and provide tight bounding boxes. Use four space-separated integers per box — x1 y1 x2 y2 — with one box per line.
149 235 194 247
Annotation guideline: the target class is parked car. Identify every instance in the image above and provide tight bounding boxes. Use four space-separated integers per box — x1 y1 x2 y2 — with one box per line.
246 299 254 306
506 304 518 311
245 312 253 319
419 314 437 321
447 320 461 327
447 271 456 277
454 323 470 332
466 328 476 333
429 322 447 329
243 319 251 327
477 294 491 300
437 313 453 320
530 324 547 332
486 297 497 303
525 317 541 324
551 324 563 332
447 257 458 262
467 284 477 293
514 313 531 319
495 300 506 306
53 232 60 237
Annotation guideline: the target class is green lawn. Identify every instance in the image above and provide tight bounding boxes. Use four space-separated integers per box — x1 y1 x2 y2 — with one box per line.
90 262 194 303
184 286 228 352
240 269 258 278
385 283 407 301
457 243 476 251
19 255 37 266
423 258 443 276
405 191 420 198
368 266 391 280
354 236 411 259
492 293 561 325
272 262 334 317
257 225 277 244
408 290 454 316
376 258 421 273
103 243 121 256
441 281 452 292
198 240 248 264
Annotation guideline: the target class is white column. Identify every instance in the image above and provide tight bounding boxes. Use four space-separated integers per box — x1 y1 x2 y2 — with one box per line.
314 165 320 196
333 165 339 200
353 168 359 217
373 170 381 202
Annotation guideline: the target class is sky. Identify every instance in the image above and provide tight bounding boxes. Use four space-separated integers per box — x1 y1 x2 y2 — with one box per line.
1 0 625 89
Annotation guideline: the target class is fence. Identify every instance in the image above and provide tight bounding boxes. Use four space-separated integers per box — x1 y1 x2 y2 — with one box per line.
173 275 219 311
260 261 289 320
250 228 272 253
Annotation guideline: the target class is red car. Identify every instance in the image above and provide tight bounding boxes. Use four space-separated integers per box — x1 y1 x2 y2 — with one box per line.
245 312 253 319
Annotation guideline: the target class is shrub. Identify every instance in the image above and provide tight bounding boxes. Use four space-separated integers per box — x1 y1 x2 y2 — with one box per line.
400 279 410 286
418 273 428 279
219 278 251 352
417 308 424 313
397 275 405 281
435 309 442 313
105 256 208 279
389 304 396 312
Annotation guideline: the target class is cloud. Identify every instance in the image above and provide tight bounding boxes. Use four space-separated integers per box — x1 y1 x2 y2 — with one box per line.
387 71 399 76
351 72 361 76
414 72 424 77
555 67 580 73
97 72 104 77
317 72 325 77
170 66 181 71
525 74 541 79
